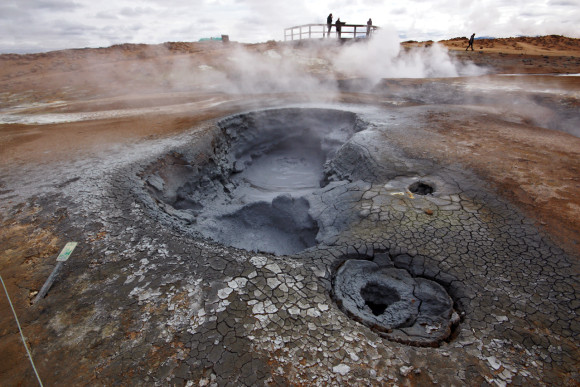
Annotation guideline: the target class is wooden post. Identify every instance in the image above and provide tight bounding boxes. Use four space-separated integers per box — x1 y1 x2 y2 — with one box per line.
309 25 311 39
33 242 77 305
33 261 64 304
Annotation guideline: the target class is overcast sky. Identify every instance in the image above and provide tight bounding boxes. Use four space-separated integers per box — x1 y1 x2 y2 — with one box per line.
1 0 579 53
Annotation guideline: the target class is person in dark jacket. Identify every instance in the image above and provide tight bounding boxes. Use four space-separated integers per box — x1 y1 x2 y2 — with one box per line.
466 33 475 51
327 13 333 37
336 18 345 38
366 18 373 37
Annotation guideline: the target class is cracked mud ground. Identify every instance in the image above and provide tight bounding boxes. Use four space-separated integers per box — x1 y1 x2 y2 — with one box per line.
1 39 580 386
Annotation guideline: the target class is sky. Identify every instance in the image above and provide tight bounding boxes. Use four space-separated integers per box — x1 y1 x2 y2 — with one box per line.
1 0 579 53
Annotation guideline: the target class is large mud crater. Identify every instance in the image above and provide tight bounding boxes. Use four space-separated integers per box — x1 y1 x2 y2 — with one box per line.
142 108 365 255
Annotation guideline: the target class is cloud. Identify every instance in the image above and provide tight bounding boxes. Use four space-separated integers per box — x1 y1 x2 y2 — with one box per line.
32 0 83 12
0 0 578 53
197 17 216 24
96 11 119 20
548 0 578 5
57 20 99 36
120 7 156 17
0 5 32 23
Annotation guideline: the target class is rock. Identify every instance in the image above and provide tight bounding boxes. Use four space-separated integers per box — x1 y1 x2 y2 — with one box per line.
333 364 351 375
250 256 267 268
163 204 195 223
400 365 414 376
233 161 245 173
147 174 164 191
267 277 282 289
487 356 502 370
218 287 233 300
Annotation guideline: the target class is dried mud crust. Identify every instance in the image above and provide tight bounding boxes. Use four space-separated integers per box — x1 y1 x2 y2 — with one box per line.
374 104 580 257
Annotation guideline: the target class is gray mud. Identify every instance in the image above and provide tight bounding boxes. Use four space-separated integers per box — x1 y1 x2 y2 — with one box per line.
141 108 365 255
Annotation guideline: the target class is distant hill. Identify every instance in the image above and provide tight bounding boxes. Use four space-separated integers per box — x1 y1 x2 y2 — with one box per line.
404 35 580 56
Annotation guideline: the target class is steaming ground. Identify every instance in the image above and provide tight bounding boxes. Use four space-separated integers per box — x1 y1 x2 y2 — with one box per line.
1 35 580 385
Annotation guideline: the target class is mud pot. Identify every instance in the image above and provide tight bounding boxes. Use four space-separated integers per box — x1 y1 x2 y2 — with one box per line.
141 108 362 255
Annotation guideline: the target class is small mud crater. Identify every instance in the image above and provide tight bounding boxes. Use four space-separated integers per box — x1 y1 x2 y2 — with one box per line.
409 181 434 195
333 254 460 347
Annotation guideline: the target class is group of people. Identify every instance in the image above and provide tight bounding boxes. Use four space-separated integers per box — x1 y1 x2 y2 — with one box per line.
326 13 374 38
325 12 476 49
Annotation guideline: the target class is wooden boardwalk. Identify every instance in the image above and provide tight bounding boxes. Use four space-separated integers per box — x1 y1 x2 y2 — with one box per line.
284 23 378 41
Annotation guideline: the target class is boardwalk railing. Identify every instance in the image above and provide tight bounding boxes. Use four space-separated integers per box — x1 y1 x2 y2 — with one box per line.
284 24 378 41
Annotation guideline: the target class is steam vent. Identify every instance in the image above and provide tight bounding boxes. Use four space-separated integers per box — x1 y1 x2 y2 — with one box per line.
1 38 580 386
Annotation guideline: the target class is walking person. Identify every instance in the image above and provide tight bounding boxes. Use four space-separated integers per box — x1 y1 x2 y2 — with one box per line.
327 13 333 37
466 33 475 51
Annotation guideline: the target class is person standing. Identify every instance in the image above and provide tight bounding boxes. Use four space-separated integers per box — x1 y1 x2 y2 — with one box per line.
327 13 333 37
336 18 345 38
466 33 475 51
366 18 373 37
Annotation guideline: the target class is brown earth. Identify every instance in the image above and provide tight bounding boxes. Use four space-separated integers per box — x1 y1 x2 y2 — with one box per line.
1 36 579 385
439 35 580 56
402 35 580 56
404 35 580 73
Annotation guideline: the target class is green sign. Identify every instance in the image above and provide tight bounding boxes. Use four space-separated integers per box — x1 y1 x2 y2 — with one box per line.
56 242 78 262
